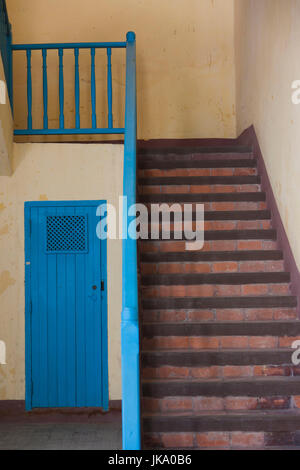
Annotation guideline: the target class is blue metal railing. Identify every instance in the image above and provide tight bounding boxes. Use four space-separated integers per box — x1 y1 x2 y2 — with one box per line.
121 31 140 450
12 41 127 135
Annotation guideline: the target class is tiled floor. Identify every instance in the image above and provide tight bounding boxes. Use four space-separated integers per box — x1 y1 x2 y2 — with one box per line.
0 422 122 450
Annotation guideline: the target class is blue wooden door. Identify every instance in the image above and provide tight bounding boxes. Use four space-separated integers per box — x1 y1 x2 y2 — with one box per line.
25 201 108 410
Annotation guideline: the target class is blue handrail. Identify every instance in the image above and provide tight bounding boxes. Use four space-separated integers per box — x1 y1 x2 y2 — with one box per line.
12 41 127 135
121 31 140 450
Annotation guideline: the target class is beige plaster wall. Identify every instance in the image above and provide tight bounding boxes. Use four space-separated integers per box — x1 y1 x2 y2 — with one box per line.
235 0 300 270
7 0 236 141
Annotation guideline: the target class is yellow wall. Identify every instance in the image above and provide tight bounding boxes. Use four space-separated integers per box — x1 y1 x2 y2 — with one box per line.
0 143 123 400
7 0 236 141
235 0 300 270
0 54 13 175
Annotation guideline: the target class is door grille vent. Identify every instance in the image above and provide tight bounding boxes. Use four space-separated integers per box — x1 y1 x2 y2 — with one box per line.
46 215 87 253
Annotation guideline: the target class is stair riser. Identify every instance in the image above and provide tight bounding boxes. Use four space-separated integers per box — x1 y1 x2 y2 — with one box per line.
142 336 299 350
142 396 298 412
141 308 298 323
142 365 300 380
143 431 300 450
138 185 260 195
139 168 258 178
141 260 284 275
142 284 290 298
143 202 267 211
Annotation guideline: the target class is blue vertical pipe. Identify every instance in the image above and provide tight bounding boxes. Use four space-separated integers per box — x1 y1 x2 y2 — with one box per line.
90 47 97 129
58 48 64 129
74 47 80 129
121 31 140 450
107 47 113 128
42 49 48 129
26 49 32 130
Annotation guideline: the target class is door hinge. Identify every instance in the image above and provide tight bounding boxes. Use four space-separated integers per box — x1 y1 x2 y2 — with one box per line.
101 280 105 291
30 300 32 316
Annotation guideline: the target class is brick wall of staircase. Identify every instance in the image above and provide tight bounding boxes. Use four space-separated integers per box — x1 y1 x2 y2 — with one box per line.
137 145 300 450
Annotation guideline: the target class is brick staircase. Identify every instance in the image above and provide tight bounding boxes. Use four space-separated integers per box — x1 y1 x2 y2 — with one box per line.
137 145 300 450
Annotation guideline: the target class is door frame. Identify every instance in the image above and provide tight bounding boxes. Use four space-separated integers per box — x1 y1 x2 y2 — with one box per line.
24 200 109 411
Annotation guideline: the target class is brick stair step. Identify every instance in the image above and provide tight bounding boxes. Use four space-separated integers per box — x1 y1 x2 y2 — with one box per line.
142 307 298 323
141 364 300 380
142 395 295 412
144 210 271 223
139 159 256 170
140 229 276 242
141 272 289 286
143 222 272 233
142 321 300 338
139 175 261 186
142 335 298 350
141 377 300 399
142 296 297 310
139 192 265 203
140 250 282 263
143 430 300 449
141 349 295 367
140 169 258 178
142 411 300 434
142 285 291 298
138 146 252 156
141 260 284 274
139 185 261 195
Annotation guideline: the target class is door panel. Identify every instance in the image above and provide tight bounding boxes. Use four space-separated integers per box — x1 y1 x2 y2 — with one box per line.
25 201 108 409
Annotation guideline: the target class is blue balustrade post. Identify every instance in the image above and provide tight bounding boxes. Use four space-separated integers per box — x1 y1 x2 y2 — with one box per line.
121 31 140 451
74 47 80 129
26 49 32 130
90 47 97 129
107 47 113 128
42 49 48 129
58 48 64 129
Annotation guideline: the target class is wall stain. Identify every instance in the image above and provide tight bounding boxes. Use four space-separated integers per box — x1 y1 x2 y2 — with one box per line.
0 271 16 296
0 225 9 237
0 203 6 212
39 194 48 201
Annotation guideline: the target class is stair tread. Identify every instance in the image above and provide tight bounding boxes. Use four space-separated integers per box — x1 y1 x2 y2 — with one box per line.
138 146 253 155
142 376 300 395
141 348 295 367
141 229 276 241
141 272 289 286
142 321 300 337
142 409 300 434
139 159 257 170
140 192 265 202
143 409 300 418
142 296 297 309
145 211 271 222
142 376 300 386
141 250 282 262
